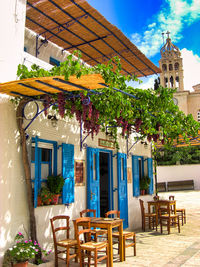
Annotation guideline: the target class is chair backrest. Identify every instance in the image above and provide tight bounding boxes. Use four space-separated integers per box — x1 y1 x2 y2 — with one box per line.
50 215 70 244
80 209 96 218
158 201 171 216
77 228 92 246
74 217 91 243
139 199 145 216
105 210 120 218
169 195 175 200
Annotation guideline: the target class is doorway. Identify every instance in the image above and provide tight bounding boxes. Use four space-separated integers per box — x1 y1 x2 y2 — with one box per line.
99 152 110 217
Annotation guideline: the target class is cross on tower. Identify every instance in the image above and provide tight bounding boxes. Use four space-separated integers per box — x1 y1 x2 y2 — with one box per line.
166 31 170 39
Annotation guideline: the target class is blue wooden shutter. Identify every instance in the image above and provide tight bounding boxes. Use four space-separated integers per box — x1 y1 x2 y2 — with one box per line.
132 155 140 197
148 158 154 195
117 152 128 229
62 144 74 204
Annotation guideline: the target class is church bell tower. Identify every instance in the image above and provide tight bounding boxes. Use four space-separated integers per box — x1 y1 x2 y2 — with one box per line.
159 31 184 91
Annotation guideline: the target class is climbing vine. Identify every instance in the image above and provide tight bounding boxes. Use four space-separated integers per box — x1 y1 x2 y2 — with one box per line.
16 51 200 148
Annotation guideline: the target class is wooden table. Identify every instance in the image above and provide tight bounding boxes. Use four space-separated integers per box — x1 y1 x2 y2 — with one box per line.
74 217 124 267
147 200 176 225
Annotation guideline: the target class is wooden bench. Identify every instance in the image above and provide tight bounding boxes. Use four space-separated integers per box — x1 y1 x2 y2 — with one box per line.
157 182 167 192
167 180 194 191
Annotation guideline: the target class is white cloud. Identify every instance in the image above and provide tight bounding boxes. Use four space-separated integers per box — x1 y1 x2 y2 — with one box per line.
127 75 157 90
181 48 200 91
131 0 200 57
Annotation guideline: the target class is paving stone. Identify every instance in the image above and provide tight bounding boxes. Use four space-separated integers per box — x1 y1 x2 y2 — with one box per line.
58 191 200 266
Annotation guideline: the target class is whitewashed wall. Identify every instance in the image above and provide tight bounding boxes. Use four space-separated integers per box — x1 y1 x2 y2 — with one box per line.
0 97 154 263
157 165 200 190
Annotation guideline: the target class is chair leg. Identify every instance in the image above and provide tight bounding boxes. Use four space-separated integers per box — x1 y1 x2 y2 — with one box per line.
94 250 98 267
134 234 136 256
160 219 163 234
178 216 180 233
54 247 58 267
184 210 186 224
167 219 170 234
66 248 70 267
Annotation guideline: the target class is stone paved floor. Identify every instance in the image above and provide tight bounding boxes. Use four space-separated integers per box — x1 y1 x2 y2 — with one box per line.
59 190 200 266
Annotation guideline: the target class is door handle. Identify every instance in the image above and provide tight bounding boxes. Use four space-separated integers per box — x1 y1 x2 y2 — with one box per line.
90 191 95 200
113 187 118 192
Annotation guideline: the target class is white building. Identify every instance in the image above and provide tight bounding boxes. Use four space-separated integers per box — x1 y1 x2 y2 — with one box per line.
0 0 160 264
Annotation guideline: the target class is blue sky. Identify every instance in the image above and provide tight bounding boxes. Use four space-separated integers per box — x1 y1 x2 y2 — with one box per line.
87 0 200 91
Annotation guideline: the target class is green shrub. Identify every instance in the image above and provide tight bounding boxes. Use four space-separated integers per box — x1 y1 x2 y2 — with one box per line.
47 174 65 194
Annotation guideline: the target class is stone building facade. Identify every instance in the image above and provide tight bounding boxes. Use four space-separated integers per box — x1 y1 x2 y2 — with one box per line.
159 33 200 122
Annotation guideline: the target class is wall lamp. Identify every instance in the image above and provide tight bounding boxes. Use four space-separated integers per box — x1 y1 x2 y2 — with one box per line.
48 115 58 127
141 141 148 149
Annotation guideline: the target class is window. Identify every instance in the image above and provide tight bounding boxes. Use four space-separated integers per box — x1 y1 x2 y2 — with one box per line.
132 156 154 196
174 62 179 70
162 64 167 71
49 57 60 66
169 64 173 71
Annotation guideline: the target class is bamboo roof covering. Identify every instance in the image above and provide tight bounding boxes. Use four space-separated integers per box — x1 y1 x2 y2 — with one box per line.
0 74 106 97
26 0 161 77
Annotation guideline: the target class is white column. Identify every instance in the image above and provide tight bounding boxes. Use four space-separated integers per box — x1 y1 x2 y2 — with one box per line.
0 0 26 82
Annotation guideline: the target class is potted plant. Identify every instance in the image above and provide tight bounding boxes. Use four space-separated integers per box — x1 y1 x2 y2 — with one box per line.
6 232 51 266
46 174 65 204
39 187 53 206
140 176 151 195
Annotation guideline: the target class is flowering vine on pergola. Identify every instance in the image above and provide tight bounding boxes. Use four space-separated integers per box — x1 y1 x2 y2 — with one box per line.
15 52 200 148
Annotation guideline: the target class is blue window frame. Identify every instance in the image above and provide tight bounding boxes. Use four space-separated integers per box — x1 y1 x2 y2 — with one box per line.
31 136 57 207
132 156 154 196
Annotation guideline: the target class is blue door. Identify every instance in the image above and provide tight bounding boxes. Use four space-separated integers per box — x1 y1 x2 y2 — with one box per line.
147 158 154 194
87 147 100 217
117 152 128 228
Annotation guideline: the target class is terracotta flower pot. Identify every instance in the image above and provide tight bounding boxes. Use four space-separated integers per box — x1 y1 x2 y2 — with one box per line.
13 261 28 267
37 196 43 206
140 189 145 195
51 194 60 205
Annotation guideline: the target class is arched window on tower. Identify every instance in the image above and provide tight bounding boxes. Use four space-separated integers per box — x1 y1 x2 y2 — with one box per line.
175 76 179 88
197 110 200 122
169 64 173 71
164 77 168 87
170 76 174 87
162 64 167 71
174 62 179 70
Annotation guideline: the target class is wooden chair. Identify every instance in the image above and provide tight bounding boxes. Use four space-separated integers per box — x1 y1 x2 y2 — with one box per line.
169 195 186 225
158 201 180 234
80 209 107 241
74 217 109 266
105 210 136 258
50 215 77 267
139 199 157 231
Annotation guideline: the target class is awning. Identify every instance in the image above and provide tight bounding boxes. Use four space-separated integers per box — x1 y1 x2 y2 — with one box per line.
0 74 106 97
26 0 161 77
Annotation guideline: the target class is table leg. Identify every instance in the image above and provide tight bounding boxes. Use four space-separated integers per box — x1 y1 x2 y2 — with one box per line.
118 222 124 261
107 225 113 267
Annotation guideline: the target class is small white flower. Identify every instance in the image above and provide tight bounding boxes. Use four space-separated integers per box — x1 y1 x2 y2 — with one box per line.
9 248 13 251
17 252 20 255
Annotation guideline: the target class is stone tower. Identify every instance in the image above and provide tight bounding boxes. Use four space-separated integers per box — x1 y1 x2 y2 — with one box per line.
159 32 184 91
